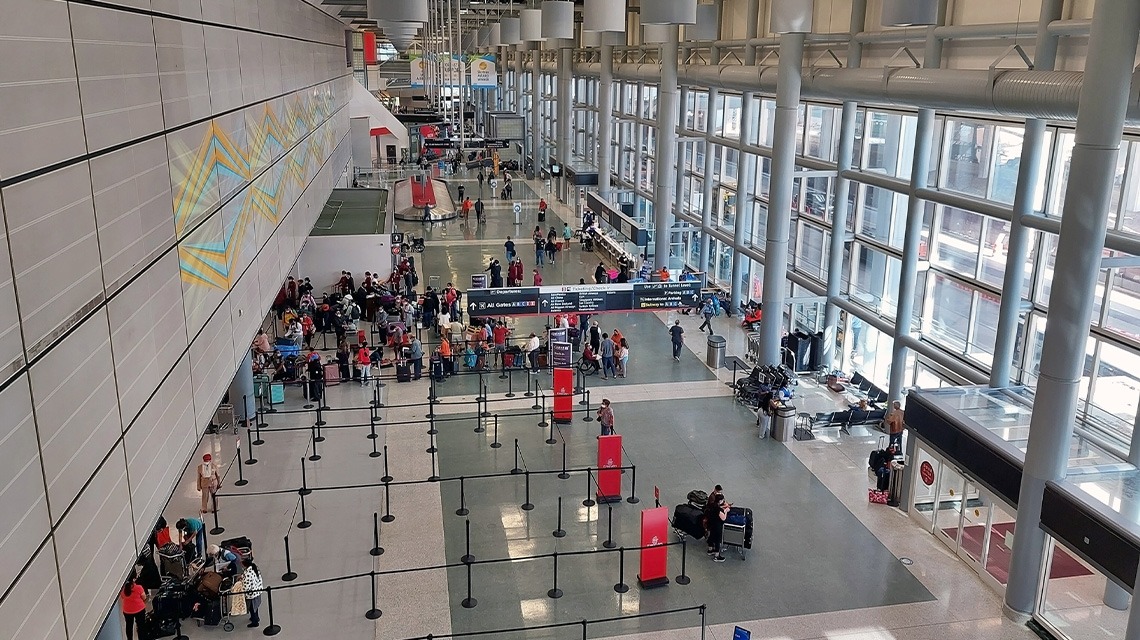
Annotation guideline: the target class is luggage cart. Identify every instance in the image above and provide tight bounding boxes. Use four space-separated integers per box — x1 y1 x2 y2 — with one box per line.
721 506 754 560
158 543 186 579
723 523 748 560
220 579 247 632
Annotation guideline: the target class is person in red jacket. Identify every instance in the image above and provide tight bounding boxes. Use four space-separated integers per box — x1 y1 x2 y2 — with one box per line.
120 577 147 640
533 269 543 287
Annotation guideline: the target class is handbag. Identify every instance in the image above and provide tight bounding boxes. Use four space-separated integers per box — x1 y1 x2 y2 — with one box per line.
868 489 889 504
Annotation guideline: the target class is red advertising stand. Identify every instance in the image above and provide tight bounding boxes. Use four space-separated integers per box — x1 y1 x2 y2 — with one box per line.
596 435 623 503
553 367 573 424
637 506 671 588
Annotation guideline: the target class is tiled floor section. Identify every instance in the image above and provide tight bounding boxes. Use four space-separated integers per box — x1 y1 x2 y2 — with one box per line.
156 171 1044 640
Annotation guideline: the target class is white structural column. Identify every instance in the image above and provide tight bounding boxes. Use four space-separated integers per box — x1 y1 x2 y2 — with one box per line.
652 27 681 268
699 87 719 273
887 3 945 404
597 41 615 198
757 4 809 365
729 0 758 308
558 43 573 168
514 49 525 115
531 47 542 169
1004 0 1140 619
821 0 865 370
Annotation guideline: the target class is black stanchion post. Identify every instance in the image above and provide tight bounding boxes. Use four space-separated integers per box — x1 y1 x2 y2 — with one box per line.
429 375 438 404
524 374 533 398
262 586 281 636
539 395 549 428
558 441 569 479
532 387 541 411
308 425 321 461
425 399 436 422
676 540 691 585
315 403 326 430
732 360 739 388
552 496 566 538
297 491 311 528
490 415 501 448
456 476 469 516
367 409 379 440
480 386 490 417
583 390 593 422
173 618 188 640
245 426 258 465
521 470 534 511
369 430 380 458
370 512 384 556
579 379 588 406
548 552 563 599
281 536 297 581
614 547 629 593
234 449 247 487
381 446 393 482
700 604 707 639
303 383 314 409
627 465 640 504
461 518 475 564
583 467 596 507
320 380 330 411
474 401 485 433
365 570 382 619
581 620 587 640
505 368 514 397
603 505 616 548
300 457 311 495
511 439 522 474
477 372 485 401
461 562 477 608
427 429 438 454
382 483 395 522
254 404 266 444
429 444 439 482
209 493 224 535
545 414 557 445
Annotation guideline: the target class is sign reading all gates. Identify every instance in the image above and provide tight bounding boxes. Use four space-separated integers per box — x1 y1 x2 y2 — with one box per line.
553 367 573 424
637 506 670 588
596 435 623 503
466 281 703 317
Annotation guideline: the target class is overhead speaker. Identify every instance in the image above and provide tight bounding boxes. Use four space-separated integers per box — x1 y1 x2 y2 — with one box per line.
521 8 544 41
584 0 625 32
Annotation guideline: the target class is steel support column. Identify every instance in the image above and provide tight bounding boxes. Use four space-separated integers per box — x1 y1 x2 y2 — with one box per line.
514 50 525 115
530 47 542 172
598 43 615 198
699 88 719 273
1004 0 1140 619
652 27 680 268
558 45 573 168
989 0 1064 387
757 31 806 365
821 0 866 370
731 92 757 307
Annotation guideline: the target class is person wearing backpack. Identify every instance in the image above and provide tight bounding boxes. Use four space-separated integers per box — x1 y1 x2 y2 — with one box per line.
698 298 715 334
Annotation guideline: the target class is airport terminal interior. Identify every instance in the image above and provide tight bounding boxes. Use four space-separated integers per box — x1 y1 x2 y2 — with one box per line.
5 1 1140 640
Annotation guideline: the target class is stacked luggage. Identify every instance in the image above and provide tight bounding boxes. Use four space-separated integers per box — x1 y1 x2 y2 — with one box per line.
722 506 754 559
671 490 709 540
867 436 904 505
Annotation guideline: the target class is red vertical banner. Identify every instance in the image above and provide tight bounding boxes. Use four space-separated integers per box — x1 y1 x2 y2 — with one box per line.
637 506 670 588
553 367 573 423
596 435 622 502
363 32 377 65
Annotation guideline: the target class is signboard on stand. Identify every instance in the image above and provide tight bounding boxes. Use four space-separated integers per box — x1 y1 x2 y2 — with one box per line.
513 202 522 224
596 435 623 503
470 273 488 290
552 367 573 423
637 506 670 589
550 341 572 368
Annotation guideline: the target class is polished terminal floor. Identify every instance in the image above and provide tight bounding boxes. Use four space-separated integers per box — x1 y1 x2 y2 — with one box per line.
162 171 1042 640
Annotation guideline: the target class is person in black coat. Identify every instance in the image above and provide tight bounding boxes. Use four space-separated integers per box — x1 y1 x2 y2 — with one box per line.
486 259 504 288
594 262 608 284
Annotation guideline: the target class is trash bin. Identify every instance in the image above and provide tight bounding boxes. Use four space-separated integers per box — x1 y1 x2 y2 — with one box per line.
706 335 726 369
773 404 796 442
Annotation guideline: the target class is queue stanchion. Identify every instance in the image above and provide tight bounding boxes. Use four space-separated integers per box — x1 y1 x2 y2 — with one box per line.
428 435 440 482
480 384 491 417
477 373 486 402
614 547 630 593
579 378 588 406
521 471 534 511
209 493 224 535
548 552 563 599
297 491 311 529
382 483 395 522
281 536 297 581
460 562 477 608
627 465 640 504
381 446 393 482
558 441 570 479
473 400 486 433
498 357 508 380
370 512 385 556
602 505 616 549
490 415 501 448
455 476 469 516
365 571 382 619
245 426 258 466
582 467 596 507
429 375 439 404
538 392 549 428
546 412 557 445
676 541 691 585
300 457 311 496
575 368 584 395
552 496 566 538
583 390 593 422
314 403 326 431
262 586 281 636
369 430 380 458
319 380 330 411
505 368 515 397
524 375 533 398
234 446 247 487
308 425 321 461
461 518 475 564
511 439 522 474
532 386 541 411
368 407 379 439
303 380 314 409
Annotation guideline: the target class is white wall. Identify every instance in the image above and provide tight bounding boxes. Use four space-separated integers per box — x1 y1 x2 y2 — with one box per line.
296 234 395 294
0 1 351 639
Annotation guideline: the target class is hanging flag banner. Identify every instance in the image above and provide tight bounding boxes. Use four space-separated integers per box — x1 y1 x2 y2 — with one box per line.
553 367 573 423
596 434 622 503
637 506 671 588
469 53 498 89
409 53 426 88
443 54 466 87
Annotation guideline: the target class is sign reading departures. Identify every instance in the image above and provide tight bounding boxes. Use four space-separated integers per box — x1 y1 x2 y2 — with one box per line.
466 281 702 317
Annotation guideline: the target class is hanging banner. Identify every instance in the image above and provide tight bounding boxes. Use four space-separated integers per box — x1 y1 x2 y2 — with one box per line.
637 506 670 588
596 434 622 503
443 54 466 87
469 54 498 89
553 367 573 423
409 53 426 88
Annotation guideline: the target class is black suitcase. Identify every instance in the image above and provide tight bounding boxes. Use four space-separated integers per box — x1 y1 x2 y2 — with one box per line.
672 503 706 540
201 599 222 626
396 362 411 382
140 613 177 640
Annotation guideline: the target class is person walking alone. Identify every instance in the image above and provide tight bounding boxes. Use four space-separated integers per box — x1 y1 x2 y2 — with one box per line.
197 453 220 515
698 298 716 334
597 398 615 436
242 559 263 628
669 320 684 361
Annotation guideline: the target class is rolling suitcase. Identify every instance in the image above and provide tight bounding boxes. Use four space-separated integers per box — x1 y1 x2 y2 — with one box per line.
726 506 753 548
672 503 706 540
396 361 412 382
269 382 285 405
324 363 340 386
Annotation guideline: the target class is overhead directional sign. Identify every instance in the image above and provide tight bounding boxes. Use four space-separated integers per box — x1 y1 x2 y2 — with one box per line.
466 281 702 317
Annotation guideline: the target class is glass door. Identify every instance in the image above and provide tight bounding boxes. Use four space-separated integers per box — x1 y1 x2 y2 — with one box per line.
909 444 941 532
956 480 990 573
933 464 966 551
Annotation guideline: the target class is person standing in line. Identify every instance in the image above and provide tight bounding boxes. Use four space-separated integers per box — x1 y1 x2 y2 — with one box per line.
698 297 716 334
242 559 263 628
616 337 629 378
197 453 220 515
589 321 601 354
886 401 905 449
525 332 540 373
120 577 147 640
704 493 729 562
505 236 516 263
535 234 546 267
409 335 424 380
546 227 558 265
356 342 372 386
669 319 685 361
599 332 616 380
596 398 615 436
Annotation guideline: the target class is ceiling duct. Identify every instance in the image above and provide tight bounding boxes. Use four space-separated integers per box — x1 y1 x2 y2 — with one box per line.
641 0 697 25
367 0 428 24
881 0 938 27
770 0 814 34
584 0 625 32
521 8 544 41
